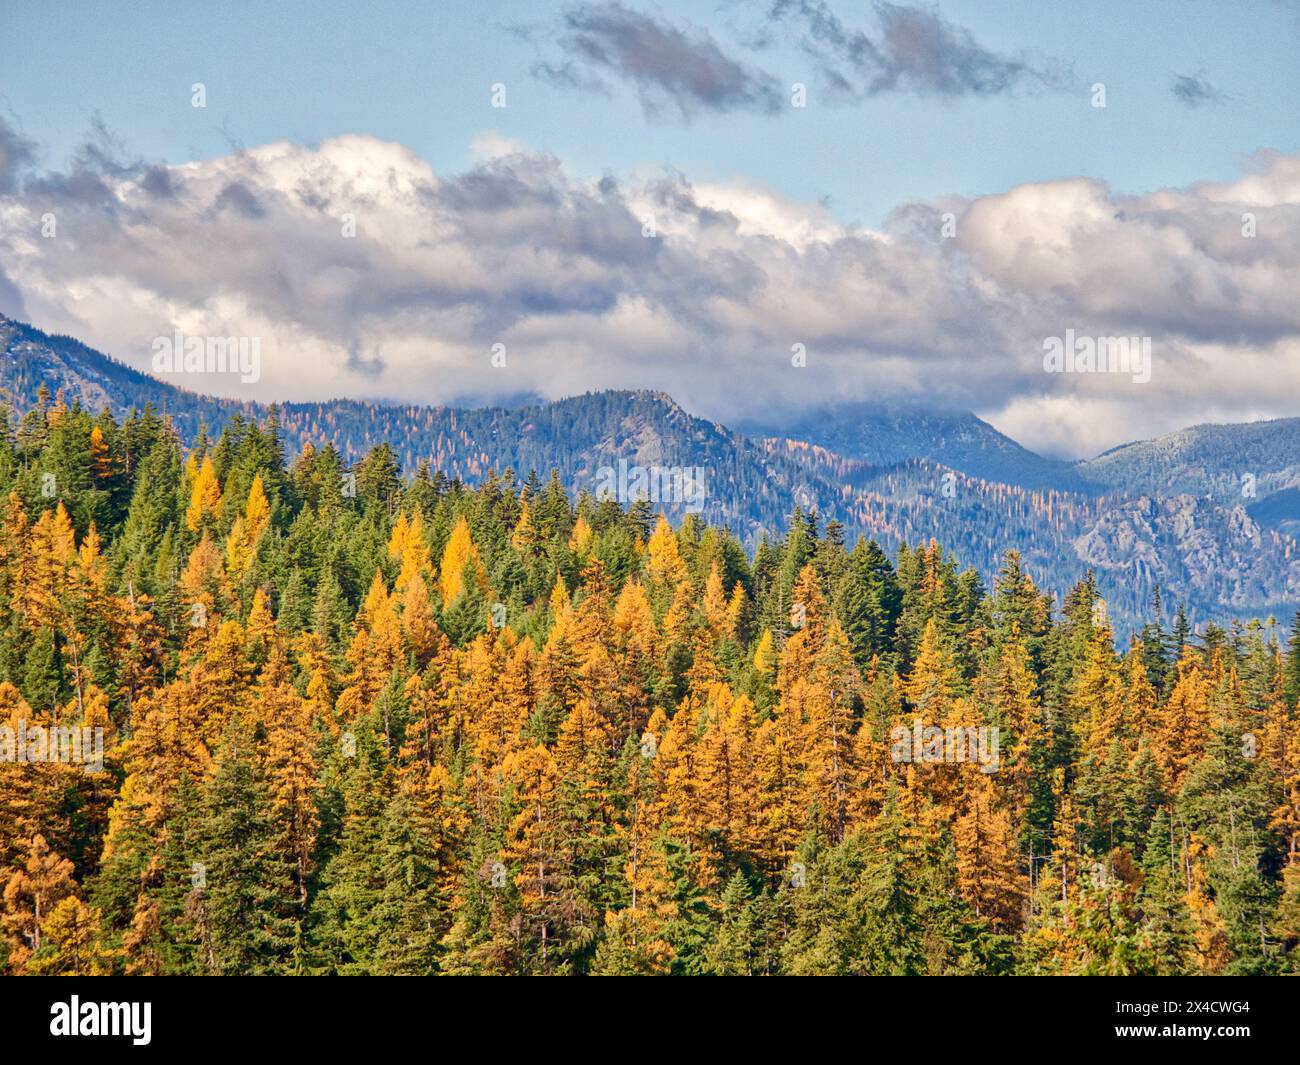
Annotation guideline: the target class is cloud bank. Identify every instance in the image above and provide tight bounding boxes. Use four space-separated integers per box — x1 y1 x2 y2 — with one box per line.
1 115 1298 458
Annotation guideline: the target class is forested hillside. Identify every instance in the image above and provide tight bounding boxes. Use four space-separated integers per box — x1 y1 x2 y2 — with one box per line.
740 400 1094 494
5 315 1298 635
0 315 255 443
1081 419 1300 504
2 392 1300 975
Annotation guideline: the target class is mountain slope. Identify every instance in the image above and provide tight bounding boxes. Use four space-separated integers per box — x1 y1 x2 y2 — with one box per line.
738 401 1095 493
1078 418 1300 504
2 313 1295 632
0 315 256 440
1247 486 1300 540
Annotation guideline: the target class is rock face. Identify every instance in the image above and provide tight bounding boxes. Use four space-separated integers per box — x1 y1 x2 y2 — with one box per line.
1073 495 1300 608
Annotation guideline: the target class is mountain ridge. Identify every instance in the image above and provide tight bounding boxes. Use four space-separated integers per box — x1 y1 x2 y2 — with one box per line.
1077 417 1300 505
3 312 1297 632
738 401 1097 493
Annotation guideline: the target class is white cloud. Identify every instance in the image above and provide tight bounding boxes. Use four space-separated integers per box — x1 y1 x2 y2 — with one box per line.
1 123 1298 458
469 132 528 163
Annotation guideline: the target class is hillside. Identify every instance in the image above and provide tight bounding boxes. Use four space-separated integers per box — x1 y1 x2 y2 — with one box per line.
739 401 1095 493
5 363 1296 980
1078 418 1300 506
0 315 256 440
2 313 1296 632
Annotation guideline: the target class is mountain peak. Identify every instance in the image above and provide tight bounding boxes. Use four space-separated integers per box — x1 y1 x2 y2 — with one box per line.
736 400 1092 493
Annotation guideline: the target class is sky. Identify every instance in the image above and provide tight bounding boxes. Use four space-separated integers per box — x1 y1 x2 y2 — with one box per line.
1 0 1298 457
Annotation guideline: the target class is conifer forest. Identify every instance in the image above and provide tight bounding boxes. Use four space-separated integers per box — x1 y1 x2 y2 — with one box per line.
2 393 1298 977
4 1 1300 1018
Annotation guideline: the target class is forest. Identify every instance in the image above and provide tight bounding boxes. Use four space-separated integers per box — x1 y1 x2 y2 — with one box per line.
2 386 1299 976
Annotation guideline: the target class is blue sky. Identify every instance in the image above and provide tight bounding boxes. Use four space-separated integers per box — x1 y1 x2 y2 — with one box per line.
4 0 1297 227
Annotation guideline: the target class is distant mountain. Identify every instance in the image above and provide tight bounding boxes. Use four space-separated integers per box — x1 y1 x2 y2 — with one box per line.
1070 493 1299 613
0 315 257 440
2 313 1296 632
756 442 1299 628
1078 418 1300 504
739 401 1096 493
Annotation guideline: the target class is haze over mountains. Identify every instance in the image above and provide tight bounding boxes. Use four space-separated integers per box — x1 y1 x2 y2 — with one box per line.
3 313 1298 633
